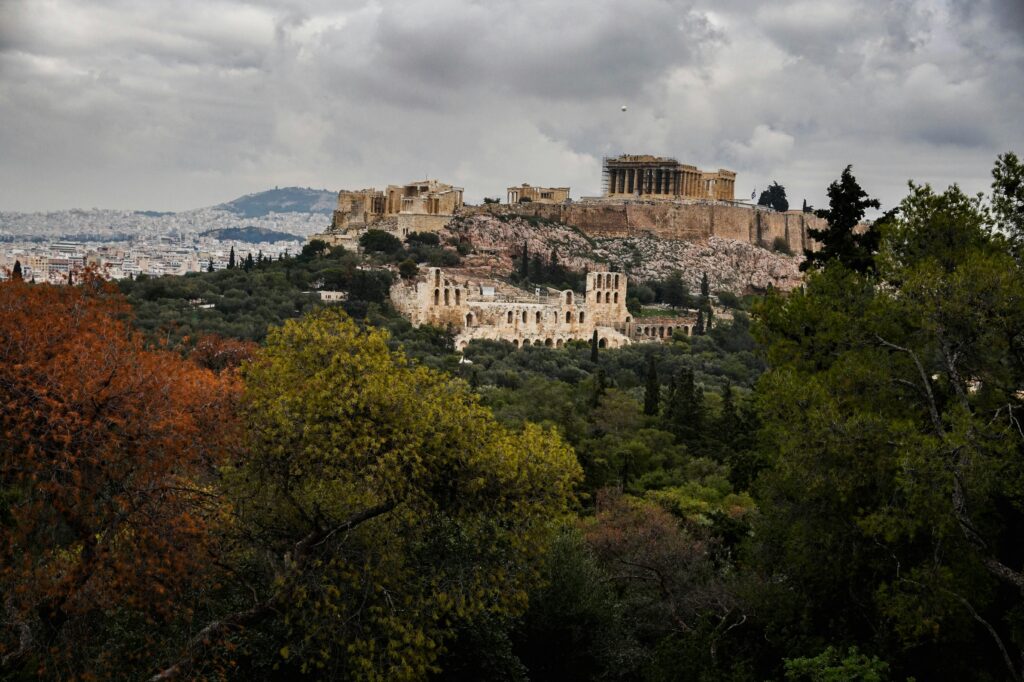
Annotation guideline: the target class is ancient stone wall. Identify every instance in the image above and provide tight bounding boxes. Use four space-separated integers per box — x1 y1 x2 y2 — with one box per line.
458 200 829 252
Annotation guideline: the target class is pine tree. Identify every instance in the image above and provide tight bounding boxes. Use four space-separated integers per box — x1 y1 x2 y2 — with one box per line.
801 165 881 273
643 354 660 416
12 260 22 281
228 246 236 270
590 330 599 362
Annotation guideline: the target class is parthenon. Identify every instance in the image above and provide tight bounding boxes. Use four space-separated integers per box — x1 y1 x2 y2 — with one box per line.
603 155 736 202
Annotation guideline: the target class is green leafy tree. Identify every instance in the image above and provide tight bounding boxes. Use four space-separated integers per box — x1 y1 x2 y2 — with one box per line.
755 172 1024 681
664 272 689 308
399 258 419 280
643 354 660 416
359 229 403 254
758 181 790 212
992 151 1024 254
155 310 581 680
801 165 881 273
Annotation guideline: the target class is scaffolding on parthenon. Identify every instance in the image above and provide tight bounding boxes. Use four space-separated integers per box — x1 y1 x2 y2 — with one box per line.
600 156 611 196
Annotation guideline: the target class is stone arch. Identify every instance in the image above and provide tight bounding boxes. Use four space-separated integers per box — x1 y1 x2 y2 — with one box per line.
458 340 467 350
556 339 564 347
579 311 585 323
544 338 553 347
566 291 573 305
512 339 520 347
535 311 541 324
614 274 620 288
465 313 473 327
533 339 543 346
658 326 665 338
522 311 527 323
625 316 632 324
596 274 603 288
455 289 461 305
666 326 673 337
613 291 619 304
565 310 571 323
507 310 513 323
444 289 450 306
433 289 440 306
434 270 441 286
599 337 608 348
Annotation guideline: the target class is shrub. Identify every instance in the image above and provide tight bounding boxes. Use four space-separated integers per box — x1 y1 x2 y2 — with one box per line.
359 229 403 254
771 236 793 255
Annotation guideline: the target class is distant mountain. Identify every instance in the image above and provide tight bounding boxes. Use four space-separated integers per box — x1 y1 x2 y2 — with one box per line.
200 226 304 243
216 187 337 218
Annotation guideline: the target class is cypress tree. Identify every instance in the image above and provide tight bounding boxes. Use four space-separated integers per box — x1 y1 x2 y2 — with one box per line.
67 270 73 286
643 354 659 416
244 252 254 271
590 329 599 362
694 308 705 335
228 246 236 269
519 242 529 280
706 305 714 331
664 367 703 444
207 259 214 273
700 271 710 299
590 367 607 409
12 260 22 281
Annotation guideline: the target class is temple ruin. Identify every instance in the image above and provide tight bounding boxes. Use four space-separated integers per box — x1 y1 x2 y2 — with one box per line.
506 183 571 204
602 155 736 202
313 179 464 248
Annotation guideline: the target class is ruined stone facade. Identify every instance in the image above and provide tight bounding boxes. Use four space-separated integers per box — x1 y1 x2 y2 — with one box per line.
603 155 736 202
390 268 635 350
506 183 571 204
312 179 464 248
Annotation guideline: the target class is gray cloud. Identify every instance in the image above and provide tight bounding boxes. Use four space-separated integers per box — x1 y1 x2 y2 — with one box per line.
0 0 1021 213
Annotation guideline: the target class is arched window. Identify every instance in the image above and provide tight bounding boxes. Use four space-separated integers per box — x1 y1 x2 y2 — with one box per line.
507 310 513 323
444 289 450 306
522 311 527 323
659 326 665 337
613 292 619 303
566 291 573 305
434 270 440 286
455 289 461 305
599 338 608 348
596 274 602 288
513 339 519 347
606 292 612 303
565 311 571 323
683 326 690 336
433 289 440 306
625 316 632 324
544 338 553 347
556 339 564 347
614 274 619 288
666 326 673 337
535 311 541 324
465 313 473 327
579 311 585 323
534 339 542 346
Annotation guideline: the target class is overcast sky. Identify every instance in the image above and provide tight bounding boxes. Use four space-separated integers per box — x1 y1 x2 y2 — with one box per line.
1 0 1022 213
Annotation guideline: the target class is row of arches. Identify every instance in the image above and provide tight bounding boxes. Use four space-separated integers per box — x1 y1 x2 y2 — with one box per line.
594 291 618 304
594 273 620 289
636 325 689 339
505 309 585 325
505 337 609 349
433 287 462 307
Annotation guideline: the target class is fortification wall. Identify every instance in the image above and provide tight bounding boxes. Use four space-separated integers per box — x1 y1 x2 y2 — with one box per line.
458 200 828 251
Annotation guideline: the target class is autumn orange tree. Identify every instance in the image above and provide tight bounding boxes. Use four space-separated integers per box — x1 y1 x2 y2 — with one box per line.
0 276 240 677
